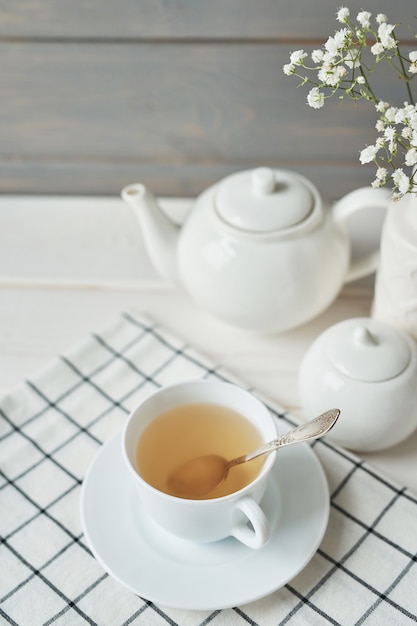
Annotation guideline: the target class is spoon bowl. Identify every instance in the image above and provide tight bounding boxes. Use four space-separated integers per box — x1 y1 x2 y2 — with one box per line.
167 408 340 498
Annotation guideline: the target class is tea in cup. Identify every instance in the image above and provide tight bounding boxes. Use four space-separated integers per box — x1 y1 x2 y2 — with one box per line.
122 380 278 549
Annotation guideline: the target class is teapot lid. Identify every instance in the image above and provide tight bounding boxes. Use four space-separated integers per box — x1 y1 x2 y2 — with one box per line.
326 318 411 382
214 168 314 232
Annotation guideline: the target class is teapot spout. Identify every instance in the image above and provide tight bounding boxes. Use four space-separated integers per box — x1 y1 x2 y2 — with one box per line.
121 183 180 284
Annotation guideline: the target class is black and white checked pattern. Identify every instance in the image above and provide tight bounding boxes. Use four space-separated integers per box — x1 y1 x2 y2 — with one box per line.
0 311 416 625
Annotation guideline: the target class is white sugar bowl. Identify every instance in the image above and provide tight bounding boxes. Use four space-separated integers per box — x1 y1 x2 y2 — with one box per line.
298 317 417 451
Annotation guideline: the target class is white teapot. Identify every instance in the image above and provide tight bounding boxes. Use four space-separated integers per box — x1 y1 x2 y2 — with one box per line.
122 168 391 333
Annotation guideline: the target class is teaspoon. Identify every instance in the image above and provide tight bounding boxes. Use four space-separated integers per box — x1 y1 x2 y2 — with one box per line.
167 408 340 498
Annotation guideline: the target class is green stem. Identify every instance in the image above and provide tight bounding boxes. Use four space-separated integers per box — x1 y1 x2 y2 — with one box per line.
395 42 414 104
358 66 378 102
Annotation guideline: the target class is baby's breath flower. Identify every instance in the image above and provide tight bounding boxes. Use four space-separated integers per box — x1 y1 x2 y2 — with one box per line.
377 167 388 180
409 51 417 74
371 42 385 56
385 107 398 122
283 63 295 76
402 103 417 120
405 148 417 166
311 49 325 64
395 106 410 124
402 126 413 140
377 22 396 50
307 87 325 109
337 7 350 24
384 126 396 142
324 37 338 58
409 116 417 130
357 11 371 29
376 101 389 113
356 76 366 84
319 64 347 87
318 63 334 85
372 167 388 188
290 50 307 65
376 14 387 24
360 144 380 164
335 28 349 45
392 168 411 195
336 66 348 84
324 30 348 57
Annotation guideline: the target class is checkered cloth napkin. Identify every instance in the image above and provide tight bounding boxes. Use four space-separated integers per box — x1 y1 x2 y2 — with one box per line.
1 311 416 625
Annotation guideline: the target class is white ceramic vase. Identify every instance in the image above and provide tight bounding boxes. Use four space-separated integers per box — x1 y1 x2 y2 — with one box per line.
372 193 417 340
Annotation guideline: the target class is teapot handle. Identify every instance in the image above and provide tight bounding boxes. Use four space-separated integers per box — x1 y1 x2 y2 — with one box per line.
332 187 393 283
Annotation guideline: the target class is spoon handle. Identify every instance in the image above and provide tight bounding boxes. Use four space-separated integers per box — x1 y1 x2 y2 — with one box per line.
229 408 340 468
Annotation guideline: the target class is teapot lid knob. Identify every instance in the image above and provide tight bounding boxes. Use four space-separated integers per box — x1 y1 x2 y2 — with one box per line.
251 167 275 195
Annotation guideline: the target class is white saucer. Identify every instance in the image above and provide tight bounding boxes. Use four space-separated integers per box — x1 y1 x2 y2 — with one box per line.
80 429 329 610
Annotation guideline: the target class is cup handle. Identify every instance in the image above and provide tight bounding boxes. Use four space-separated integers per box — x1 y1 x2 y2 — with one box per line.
331 187 393 283
231 496 271 549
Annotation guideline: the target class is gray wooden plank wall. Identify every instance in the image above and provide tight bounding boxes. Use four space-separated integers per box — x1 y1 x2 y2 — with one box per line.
0 0 415 198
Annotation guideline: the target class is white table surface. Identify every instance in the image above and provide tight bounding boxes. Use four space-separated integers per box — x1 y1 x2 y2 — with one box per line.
1 194 416 493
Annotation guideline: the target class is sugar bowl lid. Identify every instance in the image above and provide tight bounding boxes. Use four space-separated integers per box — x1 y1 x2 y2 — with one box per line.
326 318 411 382
214 167 314 232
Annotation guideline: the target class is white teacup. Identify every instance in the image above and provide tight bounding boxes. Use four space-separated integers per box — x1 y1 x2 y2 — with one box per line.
122 380 278 549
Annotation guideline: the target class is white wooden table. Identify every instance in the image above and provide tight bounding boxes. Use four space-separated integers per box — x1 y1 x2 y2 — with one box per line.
1 195 416 492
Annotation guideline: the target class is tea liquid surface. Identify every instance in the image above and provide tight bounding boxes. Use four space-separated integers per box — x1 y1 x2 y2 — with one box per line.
135 402 265 499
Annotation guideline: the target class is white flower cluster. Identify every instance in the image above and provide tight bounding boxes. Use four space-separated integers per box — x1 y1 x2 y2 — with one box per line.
283 9 406 107
360 102 417 197
283 6 417 197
